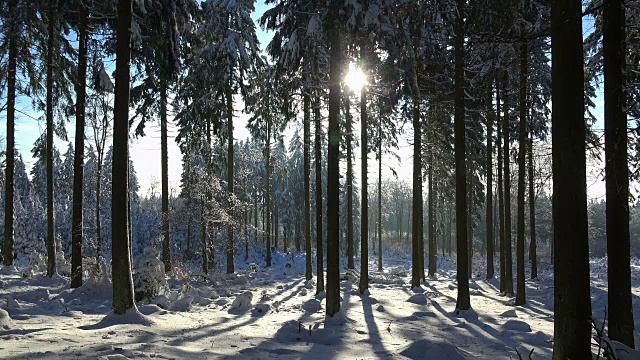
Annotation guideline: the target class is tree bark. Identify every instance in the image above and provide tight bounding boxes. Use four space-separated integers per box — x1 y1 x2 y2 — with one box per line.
603 0 634 347
325 21 341 317
359 75 369 294
112 0 135 314
528 136 536 279
378 115 383 272
486 81 494 280
346 92 354 270
161 79 171 273
428 140 435 277
515 40 527 306
266 114 272 267
3 0 17 267
497 84 505 292
71 0 89 288
304 93 312 280
314 59 324 294
551 0 592 357
226 81 234 274
502 72 514 296
411 99 422 288
46 0 57 278
454 0 470 310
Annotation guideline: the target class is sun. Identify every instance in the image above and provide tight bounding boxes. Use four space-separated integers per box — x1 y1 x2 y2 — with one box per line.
345 62 367 93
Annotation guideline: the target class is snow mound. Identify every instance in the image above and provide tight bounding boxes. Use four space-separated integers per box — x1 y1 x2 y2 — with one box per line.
87 308 154 328
232 275 248 286
276 320 339 345
391 267 408 277
103 355 130 360
407 293 429 305
152 295 170 309
230 291 253 310
253 303 270 314
138 304 163 315
302 298 322 313
502 319 532 332
500 309 518 318
304 280 314 289
376 305 386 312
5 297 20 308
343 269 359 282
399 339 468 359
25 288 50 302
171 295 193 312
0 308 14 330
0 265 19 275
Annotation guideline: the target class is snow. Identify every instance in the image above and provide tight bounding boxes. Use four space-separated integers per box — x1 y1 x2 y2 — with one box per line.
0 254 638 359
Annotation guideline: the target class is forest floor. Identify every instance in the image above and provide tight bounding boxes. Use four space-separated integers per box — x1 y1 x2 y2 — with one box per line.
1 252 639 360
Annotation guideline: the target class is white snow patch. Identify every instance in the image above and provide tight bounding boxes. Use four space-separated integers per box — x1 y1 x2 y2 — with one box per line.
230 291 253 310
407 293 429 305
0 308 14 330
399 339 469 359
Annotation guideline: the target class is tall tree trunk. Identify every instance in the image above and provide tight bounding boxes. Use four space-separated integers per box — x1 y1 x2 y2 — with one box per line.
346 93 354 269
245 210 249 260
515 40 528 306
428 144 435 277
226 81 234 274
71 0 89 288
359 72 369 294
428 169 437 276
551 0 592 356
502 72 514 296
314 65 324 294
2 0 17 267
161 80 171 273
486 81 494 280
411 99 422 288
454 0 470 310
96 156 103 261
497 83 505 292
325 21 341 317
467 164 473 278
112 0 135 315
528 136 536 279
46 0 57 278
604 0 634 347
304 93 312 280
266 118 272 267
378 116 383 272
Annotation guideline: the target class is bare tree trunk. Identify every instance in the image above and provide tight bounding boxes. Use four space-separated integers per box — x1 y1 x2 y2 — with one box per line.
2 0 18 267
226 81 234 274
71 0 89 288
325 20 341 317
46 0 57 278
502 72 514 296
515 40 527 306
304 93 312 280
604 0 634 347
528 136 536 279
551 0 592 356
497 83 505 292
454 0 470 310
112 0 135 314
161 80 171 273
359 72 369 294
411 99 422 287
485 81 494 280
378 116 383 272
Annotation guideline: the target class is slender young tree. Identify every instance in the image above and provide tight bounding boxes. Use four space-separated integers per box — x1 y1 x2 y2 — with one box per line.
551 0 592 356
497 84 505 292
304 93 313 280
345 91 354 269
454 0 470 310
528 135 536 279
485 81 494 280
603 0 634 347
515 40 527 306
502 72 514 296
112 0 136 315
71 0 90 288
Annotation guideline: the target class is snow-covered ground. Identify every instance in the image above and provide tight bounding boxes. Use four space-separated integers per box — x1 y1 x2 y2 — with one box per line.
1 252 639 359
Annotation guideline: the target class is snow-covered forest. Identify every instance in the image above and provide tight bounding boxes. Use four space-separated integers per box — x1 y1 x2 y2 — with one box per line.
1 0 640 359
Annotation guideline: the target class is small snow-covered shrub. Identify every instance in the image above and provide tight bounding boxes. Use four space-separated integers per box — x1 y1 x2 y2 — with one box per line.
22 250 46 278
248 263 259 272
390 267 408 277
55 250 71 277
230 291 253 310
133 247 167 303
0 308 14 330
